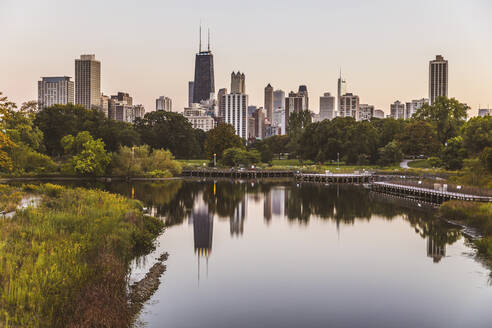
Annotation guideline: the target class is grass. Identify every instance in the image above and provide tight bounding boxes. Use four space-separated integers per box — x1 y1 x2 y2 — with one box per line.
408 159 433 169
439 201 492 273
0 183 164 327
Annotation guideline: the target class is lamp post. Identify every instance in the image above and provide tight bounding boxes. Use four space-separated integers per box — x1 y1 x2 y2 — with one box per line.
213 153 216 167
337 152 340 169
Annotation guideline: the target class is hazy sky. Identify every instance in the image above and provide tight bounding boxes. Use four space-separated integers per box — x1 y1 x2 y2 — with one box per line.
1 0 491 116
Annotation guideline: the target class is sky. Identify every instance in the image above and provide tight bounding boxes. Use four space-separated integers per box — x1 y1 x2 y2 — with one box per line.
1 0 492 116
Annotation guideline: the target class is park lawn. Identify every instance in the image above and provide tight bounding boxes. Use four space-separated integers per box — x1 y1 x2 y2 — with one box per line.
408 159 433 168
178 159 209 167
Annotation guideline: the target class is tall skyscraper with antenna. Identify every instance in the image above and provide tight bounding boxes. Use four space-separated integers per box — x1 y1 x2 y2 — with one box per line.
192 26 215 104
337 70 347 117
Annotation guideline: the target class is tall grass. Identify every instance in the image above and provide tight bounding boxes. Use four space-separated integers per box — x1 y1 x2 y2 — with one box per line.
0 183 164 327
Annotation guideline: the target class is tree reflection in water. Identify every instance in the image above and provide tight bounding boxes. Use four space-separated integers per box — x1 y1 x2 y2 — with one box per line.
107 179 462 262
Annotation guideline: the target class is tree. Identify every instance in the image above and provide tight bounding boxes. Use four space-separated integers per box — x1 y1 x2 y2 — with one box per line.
247 139 273 163
372 117 407 148
61 131 111 176
134 110 200 158
441 136 466 170
398 121 441 156
204 123 244 160
221 147 261 167
286 110 312 157
377 140 403 166
480 147 492 174
461 116 492 156
414 97 468 145
265 135 289 160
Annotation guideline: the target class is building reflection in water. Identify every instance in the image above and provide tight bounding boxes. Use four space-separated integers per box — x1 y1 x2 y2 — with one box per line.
427 236 446 263
263 191 272 223
190 195 213 283
230 196 246 236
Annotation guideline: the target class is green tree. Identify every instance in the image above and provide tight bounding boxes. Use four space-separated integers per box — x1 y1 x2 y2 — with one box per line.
480 147 492 174
414 97 468 145
372 117 408 148
461 116 492 156
61 131 111 176
286 110 312 157
377 140 403 166
221 147 261 167
441 136 466 170
248 139 273 163
134 110 200 158
204 123 244 160
398 121 441 156
265 135 289 160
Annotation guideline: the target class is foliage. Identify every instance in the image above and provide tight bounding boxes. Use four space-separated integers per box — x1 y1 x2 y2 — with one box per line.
427 157 443 168
286 110 312 156
61 131 111 176
441 136 466 170
377 140 403 166
264 135 289 159
439 201 492 236
449 158 492 188
461 116 492 156
0 184 164 327
9 144 58 174
34 104 138 156
248 139 273 163
204 123 244 160
221 147 261 167
414 97 468 145
111 145 182 177
398 121 441 156
480 147 492 174
134 110 201 159
371 117 408 148
407 159 432 169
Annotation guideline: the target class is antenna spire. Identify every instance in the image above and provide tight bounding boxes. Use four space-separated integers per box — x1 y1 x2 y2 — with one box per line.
199 23 202 52
208 28 210 51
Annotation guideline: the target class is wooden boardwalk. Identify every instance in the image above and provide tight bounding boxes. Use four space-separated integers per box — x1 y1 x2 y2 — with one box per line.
371 182 492 203
181 169 294 179
295 173 373 184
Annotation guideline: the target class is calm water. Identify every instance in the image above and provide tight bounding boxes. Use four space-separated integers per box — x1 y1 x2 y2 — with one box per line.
109 180 492 328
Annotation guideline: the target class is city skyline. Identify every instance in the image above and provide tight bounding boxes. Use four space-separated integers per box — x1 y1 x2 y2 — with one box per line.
1 0 492 115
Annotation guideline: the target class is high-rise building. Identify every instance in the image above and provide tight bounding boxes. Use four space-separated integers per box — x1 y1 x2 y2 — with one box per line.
298 85 309 110
231 71 246 94
264 83 274 121
75 54 101 109
373 109 385 119
193 27 215 103
429 55 448 105
248 116 256 140
37 76 74 110
337 72 347 117
478 108 490 117
156 96 172 111
221 93 249 139
285 91 307 131
358 104 374 121
273 89 285 110
217 88 228 121
253 107 265 139
133 104 146 120
319 92 335 121
100 94 110 117
248 105 257 117
339 93 359 119
405 98 428 119
273 108 286 135
390 100 406 119
109 92 134 122
188 81 194 106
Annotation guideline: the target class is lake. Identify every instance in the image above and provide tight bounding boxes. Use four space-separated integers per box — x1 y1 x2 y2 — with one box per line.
108 180 492 328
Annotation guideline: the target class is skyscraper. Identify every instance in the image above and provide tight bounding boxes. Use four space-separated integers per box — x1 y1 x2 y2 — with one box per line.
75 54 101 109
188 81 194 106
405 98 429 119
319 92 335 121
221 93 249 139
217 88 228 121
231 71 245 94
156 96 172 111
298 85 309 110
37 76 74 110
429 55 448 105
264 84 274 121
285 91 306 131
337 71 347 117
390 100 405 119
358 104 374 121
193 27 215 103
253 107 265 139
273 90 285 110
339 93 359 119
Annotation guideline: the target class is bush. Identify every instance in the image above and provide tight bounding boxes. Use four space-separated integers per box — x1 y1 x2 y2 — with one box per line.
428 156 443 168
221 147 261 167
10 144 58 174
377 140 403 166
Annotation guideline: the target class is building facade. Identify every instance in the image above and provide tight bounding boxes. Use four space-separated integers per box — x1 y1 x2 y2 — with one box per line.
75 54 101 109
373 109 385 119
478 108 490 117
273 89 285 110
390 100 406 119
156 96 172 111
358 104 374 121
339 93 359 119
337 73 347 117
37 76 74 110
298 85 309 111
264 83 274 121
221 93 249 139
231 71 246 94
429 55 448 105
183 103 216 132
285 91 307 131
109 92 133 122
405 98 428 119
188 81 194 106
253 107 265 139
319 92 335 121
273 108 286 135
100 94 110 117
193 41 215 103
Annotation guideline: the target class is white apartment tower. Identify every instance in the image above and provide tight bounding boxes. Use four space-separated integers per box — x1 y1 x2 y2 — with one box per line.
75 54 101 109
429 55 448 105
156 96 172 111
221 93 249 139
339 93 359 119
319 92 335 121
405 98 429 119
37 76 74 110
390 100 406 119
358 104 374 121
